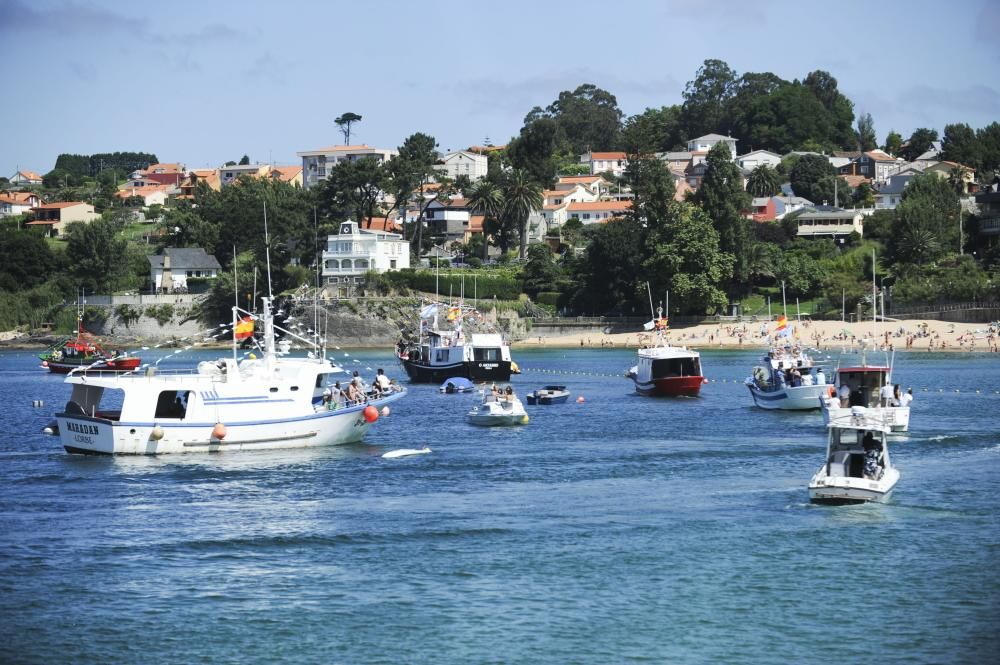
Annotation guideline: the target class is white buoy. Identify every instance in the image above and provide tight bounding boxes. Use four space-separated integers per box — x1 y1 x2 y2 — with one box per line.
381 406 390 416
576 396 585 403
382 447 431 459
150 425 164 441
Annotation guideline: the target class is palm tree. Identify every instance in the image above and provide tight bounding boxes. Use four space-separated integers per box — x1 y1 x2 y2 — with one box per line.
947 164 970 195
746 165 781 197
502 169 543 259
466 178 503 261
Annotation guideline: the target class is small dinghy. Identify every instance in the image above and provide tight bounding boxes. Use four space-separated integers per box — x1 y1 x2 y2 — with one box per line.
525 385 569 405
467 386 529 427
439 377 475 394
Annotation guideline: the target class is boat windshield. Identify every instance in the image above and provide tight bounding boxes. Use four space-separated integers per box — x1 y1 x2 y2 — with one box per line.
652 357 700 377
473 347 501 362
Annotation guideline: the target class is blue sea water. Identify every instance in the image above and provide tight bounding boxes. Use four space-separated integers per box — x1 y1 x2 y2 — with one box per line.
0 346 998 664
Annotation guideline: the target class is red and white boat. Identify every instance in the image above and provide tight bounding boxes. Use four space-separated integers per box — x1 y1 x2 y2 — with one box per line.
626 311 705 397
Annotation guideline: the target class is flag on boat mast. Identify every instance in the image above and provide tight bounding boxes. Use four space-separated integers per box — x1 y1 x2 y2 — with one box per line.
234 316 255 341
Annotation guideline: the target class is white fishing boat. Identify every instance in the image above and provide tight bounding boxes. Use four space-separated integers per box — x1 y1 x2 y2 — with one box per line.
47 297 406 454
467 387 529 427
818 347 910 432
809 407 900 505
745 346 830 410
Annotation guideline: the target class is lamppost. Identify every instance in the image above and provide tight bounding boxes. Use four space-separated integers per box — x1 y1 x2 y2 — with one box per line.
958 200 964 255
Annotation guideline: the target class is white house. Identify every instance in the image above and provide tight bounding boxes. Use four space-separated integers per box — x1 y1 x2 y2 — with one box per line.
566 200 631 224
736 149 781 171
0 195 34 218
580 151 628 177
436 150 488 181
219 163 269 186
322 220 409 295
9 170 43 186
147 247 222 292
874 174 914 210
687 134 738 159
555 174 612 196
298 144 398 189
796 209 865 239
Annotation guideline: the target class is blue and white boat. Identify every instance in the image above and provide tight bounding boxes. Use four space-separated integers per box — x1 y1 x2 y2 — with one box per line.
745 347 830 410
47 297 405 454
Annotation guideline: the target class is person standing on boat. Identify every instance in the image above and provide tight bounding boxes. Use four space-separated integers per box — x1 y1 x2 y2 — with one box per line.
375 368 391 394
863 432 882 480
880 381 894 407
900 388 913 408
816 367 826 385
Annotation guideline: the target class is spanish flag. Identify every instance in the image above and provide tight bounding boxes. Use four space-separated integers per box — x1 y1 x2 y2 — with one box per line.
775 314 787 331
655 317 668 330
447 306 461 322
234 316 254 341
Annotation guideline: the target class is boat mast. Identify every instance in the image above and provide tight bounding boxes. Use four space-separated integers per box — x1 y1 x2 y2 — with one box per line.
232 245 238 362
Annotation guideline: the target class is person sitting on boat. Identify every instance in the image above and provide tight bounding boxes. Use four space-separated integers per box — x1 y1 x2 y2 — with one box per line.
863 432 882 480
347 378 364 404
504 386 514 401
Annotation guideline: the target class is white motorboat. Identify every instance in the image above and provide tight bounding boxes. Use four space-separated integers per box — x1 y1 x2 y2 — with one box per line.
467 388 529 427
818 349 910 432
809 407 900 505
745 347 830 410
47 297 406 454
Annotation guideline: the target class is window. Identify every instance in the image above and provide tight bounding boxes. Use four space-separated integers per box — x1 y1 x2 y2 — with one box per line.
473 347 500 361
154 390 191 419
390 260 397 269
186 270 193 277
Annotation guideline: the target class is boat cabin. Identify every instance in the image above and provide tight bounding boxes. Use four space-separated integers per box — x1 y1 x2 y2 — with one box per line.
835 367 890 408
824 421 891 482
640 354 701 379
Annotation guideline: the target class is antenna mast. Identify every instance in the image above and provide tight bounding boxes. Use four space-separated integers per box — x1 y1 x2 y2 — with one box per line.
264 201 273 299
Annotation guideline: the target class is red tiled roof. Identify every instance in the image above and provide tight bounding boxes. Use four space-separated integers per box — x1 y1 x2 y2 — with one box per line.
588 152 627 160
366 216 402 233
468 215 485 233
34 201 87 209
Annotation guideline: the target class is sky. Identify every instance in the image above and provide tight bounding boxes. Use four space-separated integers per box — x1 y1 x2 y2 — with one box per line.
1 0 998 177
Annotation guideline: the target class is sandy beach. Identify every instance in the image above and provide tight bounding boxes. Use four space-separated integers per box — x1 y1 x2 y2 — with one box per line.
515 318 1000 353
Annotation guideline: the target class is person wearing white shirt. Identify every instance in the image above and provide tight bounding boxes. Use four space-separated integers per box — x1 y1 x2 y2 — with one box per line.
880 382 894 407
900 388 913 408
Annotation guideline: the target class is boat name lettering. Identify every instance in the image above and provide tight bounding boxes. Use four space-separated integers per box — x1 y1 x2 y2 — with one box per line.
479 363 498 369
73 434 94 445
67 422 99 435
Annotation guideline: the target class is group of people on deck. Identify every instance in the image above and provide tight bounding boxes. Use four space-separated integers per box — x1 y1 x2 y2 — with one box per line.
320 368 397 410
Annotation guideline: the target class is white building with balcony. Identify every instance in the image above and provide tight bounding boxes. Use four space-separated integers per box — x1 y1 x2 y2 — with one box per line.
321 221 409 296
298 144 398 189
435 150 488 181
796 209 866 239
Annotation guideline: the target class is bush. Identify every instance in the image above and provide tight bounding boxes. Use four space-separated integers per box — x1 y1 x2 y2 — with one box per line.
146 304 174 326
185 277 212 294
467 257 482 268
115 304 142 327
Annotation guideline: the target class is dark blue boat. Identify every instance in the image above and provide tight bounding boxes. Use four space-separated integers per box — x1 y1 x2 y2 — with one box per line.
525 385 569 405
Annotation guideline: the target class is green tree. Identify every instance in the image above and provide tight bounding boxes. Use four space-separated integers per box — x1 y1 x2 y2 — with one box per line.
64 219 128 293
803 70 855 148
334 112 363 144
735 82 836 154
882 130 903 156
643 202 733 314
888 172 959 266
527 84 623 155
466 177 503 260
940 123 980 171
695 143 751 290
521 243 563 298
680 59 738 139
161 205 220 254
621 106 683 154
624 157 676 226
238 155 250 165
317 156 386 228
746 165 782 197
572 218 646 315
901 127 939 162
856 112 877 152
977 122 1000 178
384 132 438 224
790 154 836 204
948 164 971 195
0 232 62 291
502 169 543 259
507 117 559 189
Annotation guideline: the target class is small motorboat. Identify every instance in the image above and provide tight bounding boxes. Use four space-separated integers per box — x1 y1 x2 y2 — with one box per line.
525 385 569 405
467 387 529 427
439 376 475 393
808 407 900 505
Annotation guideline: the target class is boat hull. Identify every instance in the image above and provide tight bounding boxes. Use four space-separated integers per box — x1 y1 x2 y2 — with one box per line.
808 469 899 504
400 358 511 384
467 413 529 427
820 403 910 432
56 391 406 455
44 357 142 374
631 375 703 397
747 383 829 410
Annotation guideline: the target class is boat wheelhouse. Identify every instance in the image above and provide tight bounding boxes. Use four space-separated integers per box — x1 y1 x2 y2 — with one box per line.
819 360 910 432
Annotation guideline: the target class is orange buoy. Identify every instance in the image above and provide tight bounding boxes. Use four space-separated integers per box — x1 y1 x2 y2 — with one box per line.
381 406 390 417
212 422 227 439
363 405 379 423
